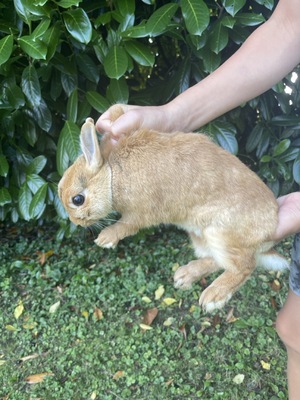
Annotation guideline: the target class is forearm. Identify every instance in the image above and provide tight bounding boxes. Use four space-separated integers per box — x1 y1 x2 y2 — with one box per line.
168 0 300 132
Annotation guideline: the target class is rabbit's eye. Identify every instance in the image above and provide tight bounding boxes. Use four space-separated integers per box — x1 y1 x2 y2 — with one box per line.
72 194 85 206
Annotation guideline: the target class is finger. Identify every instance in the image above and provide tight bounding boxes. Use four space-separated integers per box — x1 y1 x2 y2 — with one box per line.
96 117 112 133
96 105 141 133
109 109 143 136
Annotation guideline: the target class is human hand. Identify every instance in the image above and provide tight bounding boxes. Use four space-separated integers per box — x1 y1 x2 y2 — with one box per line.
95 103 178 140
275 192 300 241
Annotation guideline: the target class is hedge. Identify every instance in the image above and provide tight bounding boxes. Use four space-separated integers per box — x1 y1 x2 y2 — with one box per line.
0 0 299 234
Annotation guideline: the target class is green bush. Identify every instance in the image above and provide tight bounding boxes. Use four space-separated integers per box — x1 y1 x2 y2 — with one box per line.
0 0 299 227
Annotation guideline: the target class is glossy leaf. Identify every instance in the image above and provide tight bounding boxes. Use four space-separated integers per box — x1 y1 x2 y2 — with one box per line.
76 53 99 83
44 23 61 61
18 36 47 60
124 41 155 67
146 3 178 37
56 130 71 176
31 18 51 39
201 48 221 73
63 8 92 44
57 0 82 7
236 13 265 26
209 21 228 54
6 84 25 109
293 154 300 185
0 34 13 66
272 139 291 157
206 120 238 154
256 131 270 159
0 188 11 206
26 156 47 175
115 0 135 16
33 98 52 132
122 22 148 38
13 0 31 25
181 0 209 36
61 73 77 96
29 183 48 219
277 147 299 163
103 45 128 79
0 155 9 177
246 124 264 153
107 78 129 104
27 174 46 194
271 115 300 128
86 91 110 113
60 121 80 162
21 65 42 106
19 183 32 221
255 0 274 10
173 58 191 95
54 193 68 219
223 0 246 17
67 89 78 122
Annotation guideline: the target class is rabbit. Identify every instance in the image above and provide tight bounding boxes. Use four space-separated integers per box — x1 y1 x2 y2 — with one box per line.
58 105 289 312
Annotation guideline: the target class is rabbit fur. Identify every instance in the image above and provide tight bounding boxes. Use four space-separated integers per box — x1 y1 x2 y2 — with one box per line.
58 105 289 312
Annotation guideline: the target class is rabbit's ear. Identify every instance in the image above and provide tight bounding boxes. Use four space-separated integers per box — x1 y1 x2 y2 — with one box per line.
80 118 103 170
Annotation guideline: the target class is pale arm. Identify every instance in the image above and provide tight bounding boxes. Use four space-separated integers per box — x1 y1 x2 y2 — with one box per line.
96 0 300 136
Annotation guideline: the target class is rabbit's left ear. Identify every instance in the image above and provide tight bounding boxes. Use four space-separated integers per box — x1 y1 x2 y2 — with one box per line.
80 118 103 171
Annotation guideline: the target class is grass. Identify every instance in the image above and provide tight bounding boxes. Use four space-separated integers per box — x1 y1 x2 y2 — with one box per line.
0 223 292 400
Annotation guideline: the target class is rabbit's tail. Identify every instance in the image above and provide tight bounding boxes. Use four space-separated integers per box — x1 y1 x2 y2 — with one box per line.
256 247 290 271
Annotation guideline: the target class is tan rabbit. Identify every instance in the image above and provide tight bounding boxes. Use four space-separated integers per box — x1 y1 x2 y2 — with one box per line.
58 105 289 312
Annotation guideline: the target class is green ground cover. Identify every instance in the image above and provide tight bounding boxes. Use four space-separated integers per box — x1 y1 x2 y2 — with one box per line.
0 224 291 399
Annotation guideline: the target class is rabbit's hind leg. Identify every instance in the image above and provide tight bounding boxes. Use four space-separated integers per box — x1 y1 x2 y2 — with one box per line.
174 230 221 289
199 228 256 312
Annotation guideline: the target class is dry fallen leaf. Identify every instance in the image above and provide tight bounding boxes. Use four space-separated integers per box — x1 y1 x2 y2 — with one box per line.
225 307 235 323
189 305 196 313
20 352 48 363
179 324 187 341
165 379 174 386
142 307 158 326
155 285 165 300
93 307 103 320
270 279 281 291
139 324 153 331
141 296 152 304
49 301 60 314
14 301 24 320
23 321 38 330
172 263 180 272
113 370 125 380
162 298 177 306
37 249 54 266
5 324 17 331
25 372 54 384
90 391 97 399
163 317 175 327
261 360 271 370
233 374 245 384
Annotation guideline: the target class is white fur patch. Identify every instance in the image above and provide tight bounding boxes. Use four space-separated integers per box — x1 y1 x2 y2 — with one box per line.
256 252 290 271
201 293 232 313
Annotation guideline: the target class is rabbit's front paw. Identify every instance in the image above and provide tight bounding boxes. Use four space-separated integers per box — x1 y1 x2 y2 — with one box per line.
199 285 232 313
174 258 219 290
174 264 196 289
95 228 119 249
